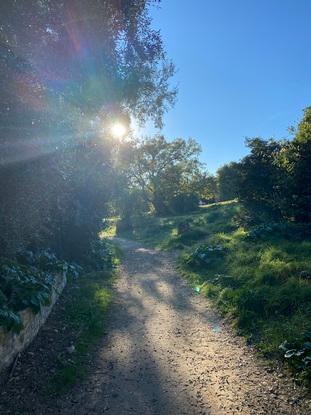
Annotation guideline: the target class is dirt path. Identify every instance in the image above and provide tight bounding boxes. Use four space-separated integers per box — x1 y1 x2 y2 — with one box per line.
1 238 311 414
58 238 310 414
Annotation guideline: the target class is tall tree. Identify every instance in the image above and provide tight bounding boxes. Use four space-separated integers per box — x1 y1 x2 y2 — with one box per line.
119 136 203 215
236 138 284 223
0 1 176 258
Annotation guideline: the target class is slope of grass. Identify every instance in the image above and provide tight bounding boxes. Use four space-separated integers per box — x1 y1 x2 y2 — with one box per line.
117 201 311 384
179 211 311 384
116 200 239 249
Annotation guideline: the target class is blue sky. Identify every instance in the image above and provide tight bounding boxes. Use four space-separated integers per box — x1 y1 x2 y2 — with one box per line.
145 0 311 173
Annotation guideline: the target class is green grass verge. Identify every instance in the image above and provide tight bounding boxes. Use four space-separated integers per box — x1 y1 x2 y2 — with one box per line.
48 267 116 394
178 209 311 384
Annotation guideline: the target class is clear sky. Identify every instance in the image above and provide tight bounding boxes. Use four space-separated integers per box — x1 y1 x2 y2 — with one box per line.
145 0 311 173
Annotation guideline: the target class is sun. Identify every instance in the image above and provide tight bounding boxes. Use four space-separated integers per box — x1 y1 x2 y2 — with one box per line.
110 122 127 139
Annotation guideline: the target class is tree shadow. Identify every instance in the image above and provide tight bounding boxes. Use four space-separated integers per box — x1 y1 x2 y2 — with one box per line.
68 239 218 414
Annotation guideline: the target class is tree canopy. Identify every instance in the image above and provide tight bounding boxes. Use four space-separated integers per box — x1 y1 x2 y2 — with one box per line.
118 135 207 215
215 107 311 225
0 0 175 258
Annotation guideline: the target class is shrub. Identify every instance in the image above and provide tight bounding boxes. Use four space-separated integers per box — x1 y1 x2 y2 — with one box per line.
169 193 199 214
0 258 54 332
0 243 106 333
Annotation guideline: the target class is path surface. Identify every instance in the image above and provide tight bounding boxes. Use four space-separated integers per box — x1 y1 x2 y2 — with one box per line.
58 238 310 414
1 238 310 414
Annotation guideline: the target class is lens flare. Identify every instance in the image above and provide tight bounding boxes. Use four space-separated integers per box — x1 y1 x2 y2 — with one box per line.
110 122 127 139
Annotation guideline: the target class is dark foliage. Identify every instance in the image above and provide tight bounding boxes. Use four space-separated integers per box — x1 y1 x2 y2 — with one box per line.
169 193 199 214
219 107 311 225
236 138 285 223
0 1 175 261
0 239 113 333
0 258 55 332
216 162 241 202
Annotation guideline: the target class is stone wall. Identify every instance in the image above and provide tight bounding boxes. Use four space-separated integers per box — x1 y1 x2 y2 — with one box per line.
0 271 67 372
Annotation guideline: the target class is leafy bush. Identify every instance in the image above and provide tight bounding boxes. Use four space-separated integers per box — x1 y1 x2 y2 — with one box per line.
163 227 208 249
0 246 93 332
279 331 311 384
17 249 64 272
184 243 226 267
169 193 199 214
80 239 115 271
0 258 54 332
17 248 84 278
247 222 311 241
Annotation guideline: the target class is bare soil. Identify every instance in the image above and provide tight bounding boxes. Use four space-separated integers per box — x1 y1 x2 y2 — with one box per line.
1 238 311 414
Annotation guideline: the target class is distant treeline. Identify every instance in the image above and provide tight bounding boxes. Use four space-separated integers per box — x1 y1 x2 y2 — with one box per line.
115 107 311 228
215 107 311 225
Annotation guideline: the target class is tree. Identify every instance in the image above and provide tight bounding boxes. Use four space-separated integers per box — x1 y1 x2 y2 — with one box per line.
278 107 311 222
224 107 311 225
119 135 203 215
216 162 241 201
0 1 176 258
236 138 284 224
185 172 217 204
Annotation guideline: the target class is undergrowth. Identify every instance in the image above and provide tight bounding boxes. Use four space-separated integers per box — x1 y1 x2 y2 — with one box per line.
0 240 115 333
0 249 83 333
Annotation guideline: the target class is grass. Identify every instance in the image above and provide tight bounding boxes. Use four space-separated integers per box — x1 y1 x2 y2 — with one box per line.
116 200 239 249
100 217 118 238
48 257 118 394
116 201 311 385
